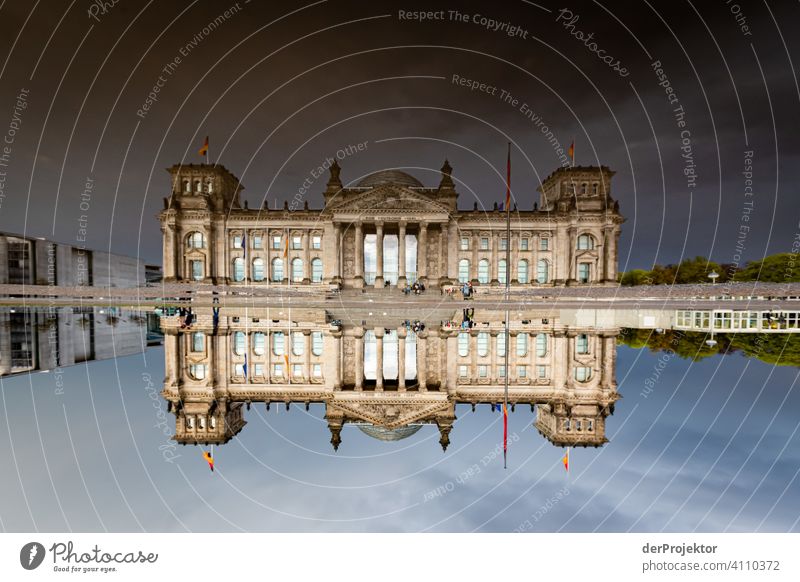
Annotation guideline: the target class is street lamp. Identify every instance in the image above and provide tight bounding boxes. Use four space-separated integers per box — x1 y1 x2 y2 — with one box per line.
708 271 719 285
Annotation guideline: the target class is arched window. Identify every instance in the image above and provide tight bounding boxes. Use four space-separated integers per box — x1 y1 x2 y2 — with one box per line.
498 259 507 284
311 258 323 283
576 334 589 354
458 259 470 283
291 258 304 282
272 332 285 355
477 332 489 357
537 259 549 284
478 259 490 284
233 331 245 355
312 331 323 356
536 333 547 357
253 332 265 356
183 180 191 193
271 258 284 282
516 333 528 356
458 332 469 357
189 364 206 380
186 232 205 249
292 332 304 356
194 180 202 193
577 234 595 250
252 258 265 282
574 366 592 382
205 179 213 194
496 332 507 357
518 259 529 284
580 183 587 195
232 258 244 282
591 183 599 195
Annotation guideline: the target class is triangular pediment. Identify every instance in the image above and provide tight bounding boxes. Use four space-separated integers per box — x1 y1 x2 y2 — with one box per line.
328 395 452 429
328 185 450 215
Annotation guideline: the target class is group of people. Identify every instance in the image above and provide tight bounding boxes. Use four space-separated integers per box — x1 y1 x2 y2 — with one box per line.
402 281 427 295
179 307 194 329
401 319 426 333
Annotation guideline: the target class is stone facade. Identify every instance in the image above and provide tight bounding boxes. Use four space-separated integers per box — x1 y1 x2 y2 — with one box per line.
158 160 624 288
161 307 620 450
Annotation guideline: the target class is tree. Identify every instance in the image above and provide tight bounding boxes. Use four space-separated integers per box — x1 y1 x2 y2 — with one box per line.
734 254 800 283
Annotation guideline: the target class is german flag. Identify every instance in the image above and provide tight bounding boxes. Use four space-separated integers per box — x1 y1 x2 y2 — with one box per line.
567 140 574 163
198 136 209 158
202 450 214 472
562 448 569 472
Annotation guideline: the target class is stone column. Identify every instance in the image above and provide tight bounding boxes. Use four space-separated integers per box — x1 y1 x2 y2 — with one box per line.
417 331 427 391
491 231 499 284
447 221 458 281
333 334 342 389
303 231 310 283
398 221 407 287
304 331 312 382
509 332 518 381
162 223 177 281
355 222 364 287
265 330 272 385
439 225 448 284
398 328 406 391
446 333 457 394
471 231 479 283
374 221 384 288
511 232 520 284
470 332 478 380
332 223 342 281
418 222 428 282
355 327 364 391
375 328 384 390
0 235 8 284
490 331 498 380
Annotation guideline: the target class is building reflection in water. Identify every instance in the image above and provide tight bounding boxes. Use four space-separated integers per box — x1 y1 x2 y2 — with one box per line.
0 307 155 377
160 307 619 450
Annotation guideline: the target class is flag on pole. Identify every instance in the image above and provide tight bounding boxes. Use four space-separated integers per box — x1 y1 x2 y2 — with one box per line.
242 232 247 259
198 136 209 158
505 142 511 211
562 448 570 472
202 450 214 472
242 354 248 377
283 232 289 258
502 403 508 466
567 140 574 164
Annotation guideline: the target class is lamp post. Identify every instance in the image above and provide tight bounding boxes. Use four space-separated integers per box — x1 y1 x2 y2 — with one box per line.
708 271 719 285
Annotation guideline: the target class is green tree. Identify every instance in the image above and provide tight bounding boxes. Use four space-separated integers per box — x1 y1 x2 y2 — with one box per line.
734 253 800 283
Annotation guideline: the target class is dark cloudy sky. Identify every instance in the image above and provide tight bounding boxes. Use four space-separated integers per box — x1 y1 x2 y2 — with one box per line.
0 0 798 271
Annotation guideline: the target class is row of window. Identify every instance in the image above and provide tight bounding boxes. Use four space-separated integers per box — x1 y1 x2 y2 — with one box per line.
187 362 324 380
457 364 593 381
457 333 590 357
459 234 595 251
563 418 594 432
186 232 322 251
675 310 800 330
191 331 324 356
229 257 323 282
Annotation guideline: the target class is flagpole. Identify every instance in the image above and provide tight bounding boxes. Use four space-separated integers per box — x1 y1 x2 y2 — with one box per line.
503 142 511 470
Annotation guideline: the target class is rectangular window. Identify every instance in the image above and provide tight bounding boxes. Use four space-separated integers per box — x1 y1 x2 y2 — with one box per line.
190 260 203 281
460 237 469 250
480 237 489 250
234 363 245 377
498 365 506 378
292 364 303 377
252 235 263 249
517 365 527 378
576 334 589 354
458 365 469 377
478 365 488 377
500 238 508 251
273 363 284 377
313 363 322 378
312 235 322 249
578 263 590 283
539 237 549 251
537 365 547 379
233 235 243 248
272 235 282 249
520 238 529 251
254 364 264 376
192 333 204 352
292 236 302 250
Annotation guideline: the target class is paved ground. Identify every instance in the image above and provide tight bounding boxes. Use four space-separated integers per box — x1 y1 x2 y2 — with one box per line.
2 282 800 310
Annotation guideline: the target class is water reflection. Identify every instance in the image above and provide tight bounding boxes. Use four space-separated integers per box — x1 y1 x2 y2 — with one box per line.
160 306 620 449
0 307 157 377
